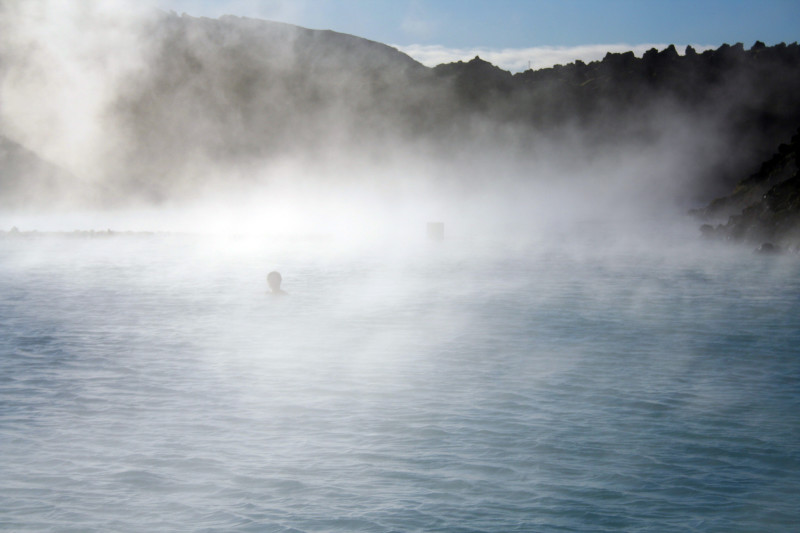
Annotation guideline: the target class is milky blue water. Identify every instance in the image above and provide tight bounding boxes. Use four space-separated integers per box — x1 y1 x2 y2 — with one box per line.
1 234 799 532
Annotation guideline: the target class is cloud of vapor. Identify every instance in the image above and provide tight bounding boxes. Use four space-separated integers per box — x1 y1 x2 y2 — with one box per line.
0 1 154 183
0 1 762 252
396 43 717 72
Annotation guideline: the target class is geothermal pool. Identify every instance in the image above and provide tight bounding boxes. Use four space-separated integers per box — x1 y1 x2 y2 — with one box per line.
1 234 799 532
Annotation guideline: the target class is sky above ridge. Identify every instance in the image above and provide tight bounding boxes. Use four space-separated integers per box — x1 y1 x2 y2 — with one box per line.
141 0 800 70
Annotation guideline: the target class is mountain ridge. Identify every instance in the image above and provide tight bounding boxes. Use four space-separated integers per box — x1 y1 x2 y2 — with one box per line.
1 11 800 224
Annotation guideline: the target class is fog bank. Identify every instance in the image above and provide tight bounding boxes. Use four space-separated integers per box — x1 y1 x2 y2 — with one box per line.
2 2 799 248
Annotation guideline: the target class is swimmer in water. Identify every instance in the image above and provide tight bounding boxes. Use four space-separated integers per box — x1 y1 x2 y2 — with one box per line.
267 271 287 296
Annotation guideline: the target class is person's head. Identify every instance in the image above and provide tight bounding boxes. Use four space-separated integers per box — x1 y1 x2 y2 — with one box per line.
267 271 282 292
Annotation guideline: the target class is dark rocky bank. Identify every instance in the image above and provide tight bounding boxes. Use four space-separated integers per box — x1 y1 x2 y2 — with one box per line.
694 126 800 251
2 12 800 230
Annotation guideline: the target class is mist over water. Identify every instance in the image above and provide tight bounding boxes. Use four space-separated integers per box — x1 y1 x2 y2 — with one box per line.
2 2 800 532
2 234 800 531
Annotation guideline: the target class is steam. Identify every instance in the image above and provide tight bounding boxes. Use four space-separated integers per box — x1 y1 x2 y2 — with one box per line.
2 9 796 532
0 1 742 249
0 1 152 180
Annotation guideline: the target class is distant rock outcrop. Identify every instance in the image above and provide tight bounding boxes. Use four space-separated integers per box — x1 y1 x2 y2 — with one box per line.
112 13 434 166
3 9 800 210
109 25 800 201
694 127 800 249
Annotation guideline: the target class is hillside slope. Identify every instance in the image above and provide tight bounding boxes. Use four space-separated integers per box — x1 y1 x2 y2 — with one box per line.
695 127 800 249
1 10 800 211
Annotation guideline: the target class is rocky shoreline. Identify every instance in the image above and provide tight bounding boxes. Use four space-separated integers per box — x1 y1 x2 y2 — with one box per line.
693 127 800 252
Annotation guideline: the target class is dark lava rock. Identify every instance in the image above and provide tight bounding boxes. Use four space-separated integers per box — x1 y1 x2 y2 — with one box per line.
695 126 800 249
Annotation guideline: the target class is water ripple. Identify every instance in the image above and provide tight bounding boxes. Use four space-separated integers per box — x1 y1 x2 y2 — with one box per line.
1 240 799 531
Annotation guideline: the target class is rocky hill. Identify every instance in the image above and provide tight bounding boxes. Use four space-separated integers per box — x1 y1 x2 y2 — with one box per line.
110 16 800 202
434 43 800 196
109 13 438 183
2 11 800 212
694 127 800 250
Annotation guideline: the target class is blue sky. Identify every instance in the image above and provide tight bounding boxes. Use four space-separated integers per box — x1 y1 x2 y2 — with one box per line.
152 0 800 70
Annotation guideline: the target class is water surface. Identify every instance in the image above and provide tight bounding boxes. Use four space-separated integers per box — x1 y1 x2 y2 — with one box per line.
2 234 799 532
